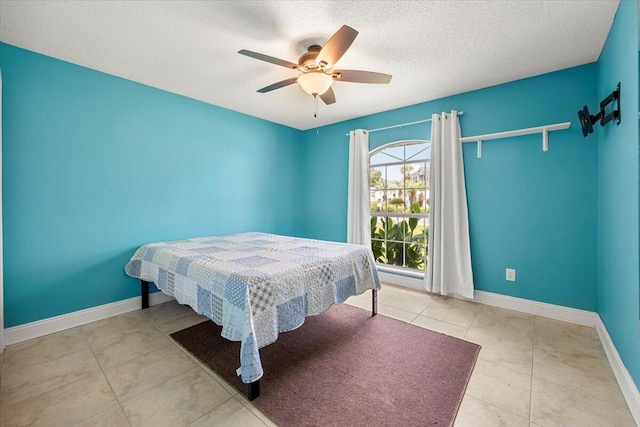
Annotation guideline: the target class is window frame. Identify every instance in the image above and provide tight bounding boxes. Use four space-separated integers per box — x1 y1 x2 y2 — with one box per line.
369 140 430 272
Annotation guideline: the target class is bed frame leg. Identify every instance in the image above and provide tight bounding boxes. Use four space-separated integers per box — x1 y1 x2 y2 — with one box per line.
141 280 149 309
372 289 378 316
248 380 260 401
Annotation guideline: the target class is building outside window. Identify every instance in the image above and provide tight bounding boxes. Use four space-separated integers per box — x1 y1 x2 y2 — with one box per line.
370 140 430 271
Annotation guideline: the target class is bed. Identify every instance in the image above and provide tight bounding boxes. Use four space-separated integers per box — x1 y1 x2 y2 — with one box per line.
124 232 381 399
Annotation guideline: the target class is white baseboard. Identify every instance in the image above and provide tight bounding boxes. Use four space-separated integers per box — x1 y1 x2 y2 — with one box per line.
379 272 598 327
472 290 597 327
595 315 640 425
378 271 424 291
2 292 174 348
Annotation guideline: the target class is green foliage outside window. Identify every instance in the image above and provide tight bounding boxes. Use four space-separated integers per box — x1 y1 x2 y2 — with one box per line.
370 202 429 270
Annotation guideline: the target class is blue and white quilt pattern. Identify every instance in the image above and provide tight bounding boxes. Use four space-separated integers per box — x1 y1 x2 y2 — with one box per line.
124 232 381 383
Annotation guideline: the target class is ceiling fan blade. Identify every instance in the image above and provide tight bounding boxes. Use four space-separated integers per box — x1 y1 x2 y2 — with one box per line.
238 49 299 70
315 25 358 68
333 70 392 84
319 86 336 105
257 77 299 93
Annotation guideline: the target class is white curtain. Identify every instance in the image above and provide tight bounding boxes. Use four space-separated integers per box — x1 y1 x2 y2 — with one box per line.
347 129 371 246
424 111 474 298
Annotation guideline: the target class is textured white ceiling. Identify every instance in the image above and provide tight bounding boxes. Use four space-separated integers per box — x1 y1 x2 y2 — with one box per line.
0 1 619 130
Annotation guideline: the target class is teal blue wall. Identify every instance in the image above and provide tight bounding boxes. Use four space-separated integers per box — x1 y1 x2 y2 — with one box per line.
0 44 303 327
301 63 599 311
596 0 640 387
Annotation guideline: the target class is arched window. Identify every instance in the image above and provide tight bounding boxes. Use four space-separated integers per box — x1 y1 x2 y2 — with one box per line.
370 140 430 271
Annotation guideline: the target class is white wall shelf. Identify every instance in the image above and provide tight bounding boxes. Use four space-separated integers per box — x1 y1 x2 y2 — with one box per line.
460 122 571 158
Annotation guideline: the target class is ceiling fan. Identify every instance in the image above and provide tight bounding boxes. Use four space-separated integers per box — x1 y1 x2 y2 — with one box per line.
238 25 392 105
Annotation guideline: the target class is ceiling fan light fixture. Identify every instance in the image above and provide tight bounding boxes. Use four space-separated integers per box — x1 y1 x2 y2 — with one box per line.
239 25 391 106
298 72 333 96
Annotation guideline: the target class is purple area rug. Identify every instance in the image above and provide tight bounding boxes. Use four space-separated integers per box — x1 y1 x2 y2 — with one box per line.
171 304 480 427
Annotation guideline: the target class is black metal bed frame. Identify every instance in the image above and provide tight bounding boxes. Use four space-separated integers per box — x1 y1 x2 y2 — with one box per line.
140 279 377 400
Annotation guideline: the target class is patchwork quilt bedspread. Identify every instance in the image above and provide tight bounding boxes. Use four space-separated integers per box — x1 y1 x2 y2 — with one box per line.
125 232 381 383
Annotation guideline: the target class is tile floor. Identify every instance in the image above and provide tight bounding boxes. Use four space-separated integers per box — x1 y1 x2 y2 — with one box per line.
0 284 636 426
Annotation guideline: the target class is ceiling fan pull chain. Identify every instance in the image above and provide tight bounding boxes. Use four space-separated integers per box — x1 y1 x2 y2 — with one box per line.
315 95 320 134
314 94 318 118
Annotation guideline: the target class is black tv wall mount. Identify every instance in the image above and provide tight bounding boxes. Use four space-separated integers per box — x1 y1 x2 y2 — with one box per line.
578 82 621 137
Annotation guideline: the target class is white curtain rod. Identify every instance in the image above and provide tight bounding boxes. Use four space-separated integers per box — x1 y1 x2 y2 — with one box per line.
345 111 464 136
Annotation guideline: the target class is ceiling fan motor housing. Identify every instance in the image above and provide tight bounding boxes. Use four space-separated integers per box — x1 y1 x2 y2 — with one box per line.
298 45 324 69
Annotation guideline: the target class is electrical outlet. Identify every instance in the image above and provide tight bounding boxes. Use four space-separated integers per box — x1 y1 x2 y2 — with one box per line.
506 268 516 282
